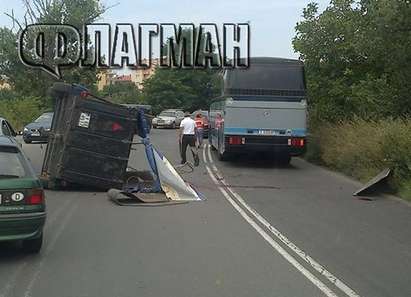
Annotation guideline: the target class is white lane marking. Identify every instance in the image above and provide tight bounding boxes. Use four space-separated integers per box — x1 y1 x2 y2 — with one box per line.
1 198 71 297
204 164 339 297
206 145 361 297
23 202 78 297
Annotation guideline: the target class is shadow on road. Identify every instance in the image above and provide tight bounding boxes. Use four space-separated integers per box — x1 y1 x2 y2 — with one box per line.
0 242 28 261
212 150 299 170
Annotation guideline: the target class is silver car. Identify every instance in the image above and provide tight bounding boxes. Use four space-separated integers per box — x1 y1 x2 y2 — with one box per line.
152 110 184 129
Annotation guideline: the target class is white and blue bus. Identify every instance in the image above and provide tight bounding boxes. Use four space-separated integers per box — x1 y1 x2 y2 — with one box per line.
209 57 307 163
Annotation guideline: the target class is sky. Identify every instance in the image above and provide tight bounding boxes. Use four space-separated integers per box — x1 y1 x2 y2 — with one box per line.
0 0 329 60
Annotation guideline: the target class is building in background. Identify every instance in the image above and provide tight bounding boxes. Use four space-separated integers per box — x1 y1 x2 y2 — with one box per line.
97 70 115 91
97 59 160 91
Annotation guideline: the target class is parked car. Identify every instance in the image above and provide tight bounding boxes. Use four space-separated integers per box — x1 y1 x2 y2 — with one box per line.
191 110 210 137
23 112 54 143
0 136 46 253
152 109 185 129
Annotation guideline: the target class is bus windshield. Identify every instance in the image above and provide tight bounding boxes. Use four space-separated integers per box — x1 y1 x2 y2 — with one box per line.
225 64 305 91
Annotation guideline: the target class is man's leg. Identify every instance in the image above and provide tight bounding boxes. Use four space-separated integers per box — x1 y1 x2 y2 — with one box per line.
198 129 204 147
181 135 189 164
188 135 200 166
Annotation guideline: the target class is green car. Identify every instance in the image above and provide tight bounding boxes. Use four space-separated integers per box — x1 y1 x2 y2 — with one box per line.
0 136 46 253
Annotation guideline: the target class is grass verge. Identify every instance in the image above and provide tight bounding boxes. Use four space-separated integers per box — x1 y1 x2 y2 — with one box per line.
307 118 411 201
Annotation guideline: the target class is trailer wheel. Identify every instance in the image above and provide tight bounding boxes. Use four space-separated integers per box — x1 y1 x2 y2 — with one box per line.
45 179 62 190
49 82 72 98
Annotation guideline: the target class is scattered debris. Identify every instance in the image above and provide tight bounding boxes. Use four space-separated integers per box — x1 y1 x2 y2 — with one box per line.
353 168 391 198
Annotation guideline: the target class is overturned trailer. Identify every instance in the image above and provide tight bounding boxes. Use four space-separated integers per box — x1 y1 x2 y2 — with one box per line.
41 83 201 202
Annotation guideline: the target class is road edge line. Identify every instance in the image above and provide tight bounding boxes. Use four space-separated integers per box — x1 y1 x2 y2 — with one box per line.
203 148 339 297
206 145 361 297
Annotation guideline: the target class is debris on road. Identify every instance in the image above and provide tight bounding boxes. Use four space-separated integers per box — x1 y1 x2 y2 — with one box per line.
108 189 188 207
41 83 203 203
353 168 391 198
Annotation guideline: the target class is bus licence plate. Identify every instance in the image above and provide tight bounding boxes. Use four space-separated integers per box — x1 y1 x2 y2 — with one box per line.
257 130 277 136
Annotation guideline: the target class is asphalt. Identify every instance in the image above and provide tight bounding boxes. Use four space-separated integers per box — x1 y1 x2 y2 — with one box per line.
0 130 410 297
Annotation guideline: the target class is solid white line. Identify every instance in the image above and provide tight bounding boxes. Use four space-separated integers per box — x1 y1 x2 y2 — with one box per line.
204 164 339 297
206 145 361 297
1 198 71 297
24 202 78 297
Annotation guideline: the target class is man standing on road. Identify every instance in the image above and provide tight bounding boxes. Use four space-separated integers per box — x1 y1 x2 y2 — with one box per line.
194 113 204 148
179 112 200 166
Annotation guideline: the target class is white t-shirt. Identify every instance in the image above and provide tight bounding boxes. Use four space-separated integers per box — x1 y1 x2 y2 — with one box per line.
180 117 196 135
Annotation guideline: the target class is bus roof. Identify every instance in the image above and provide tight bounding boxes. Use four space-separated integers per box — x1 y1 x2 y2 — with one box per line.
244 57 304 66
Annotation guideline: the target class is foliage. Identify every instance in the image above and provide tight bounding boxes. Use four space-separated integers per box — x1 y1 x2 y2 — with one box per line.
0 0 106 105
307 119 411 201
141 68 220 114
98 82 142 105
293 0 411 124
0 94 43 130
295 1 411 199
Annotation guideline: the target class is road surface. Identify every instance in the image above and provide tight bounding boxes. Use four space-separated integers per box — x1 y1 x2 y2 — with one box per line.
0 130 410 297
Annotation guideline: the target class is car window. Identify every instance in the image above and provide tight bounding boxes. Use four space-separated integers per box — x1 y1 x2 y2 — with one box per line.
5 121 16 136
160 112 176 117
0 148 31 178
177 111 184 117
35 113 53 123
1 121 11 136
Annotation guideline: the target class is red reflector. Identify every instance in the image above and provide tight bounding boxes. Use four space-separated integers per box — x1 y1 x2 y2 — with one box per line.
112 122 123 132
290 138 305 147
27 190 44 205
229 136 242 145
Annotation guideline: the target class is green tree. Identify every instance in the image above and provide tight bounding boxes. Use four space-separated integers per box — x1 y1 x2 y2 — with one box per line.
293 0 411 124
142 68 220 114
0 0 107 106
98 81 142 104
144 25 221 114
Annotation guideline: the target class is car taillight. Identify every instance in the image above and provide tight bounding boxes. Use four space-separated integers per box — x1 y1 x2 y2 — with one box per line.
228 136 245 145
289 138 305 147
27 189 45 205
80 91 90 98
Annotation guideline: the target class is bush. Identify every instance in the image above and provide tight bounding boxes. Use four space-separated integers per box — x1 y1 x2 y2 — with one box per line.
308 119 411 201
0 96 43 131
